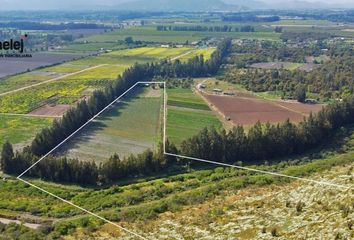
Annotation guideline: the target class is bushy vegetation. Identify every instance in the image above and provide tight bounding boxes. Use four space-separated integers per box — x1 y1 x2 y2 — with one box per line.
224 40 354 101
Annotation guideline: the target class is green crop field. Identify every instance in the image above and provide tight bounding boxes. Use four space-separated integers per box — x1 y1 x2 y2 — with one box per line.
0 65 127 113
77 27 280 44
167 108 222 145
70 47 195 66
0 47 207 114
0 72 52 94
178 48 215 62
0 115 52 148
54 87 162 162
40 64 87 73
166 88 221 145
167 88 211 110
60 42 124 52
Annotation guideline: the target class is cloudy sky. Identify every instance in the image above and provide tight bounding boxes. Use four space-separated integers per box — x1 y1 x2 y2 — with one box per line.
0 0 352 10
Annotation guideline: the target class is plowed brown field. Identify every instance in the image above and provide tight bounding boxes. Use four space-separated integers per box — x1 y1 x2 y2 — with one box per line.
204 94 322 125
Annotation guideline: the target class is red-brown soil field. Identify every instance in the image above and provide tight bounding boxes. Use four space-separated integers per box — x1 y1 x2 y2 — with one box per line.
276 101 324 114
204 94 323 125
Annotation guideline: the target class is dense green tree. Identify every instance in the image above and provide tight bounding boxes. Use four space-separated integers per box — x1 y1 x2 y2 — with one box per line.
294 84 307 102
0 141 14 173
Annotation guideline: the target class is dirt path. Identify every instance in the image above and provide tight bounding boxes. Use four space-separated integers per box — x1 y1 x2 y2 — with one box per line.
0 112 60 118
193 85 234 131
0 64 107 97
270 101 307 116
170 51 192 61
194 79 316 126
0 217 41 229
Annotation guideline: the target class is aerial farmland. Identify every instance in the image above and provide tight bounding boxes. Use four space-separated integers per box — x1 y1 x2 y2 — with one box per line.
0 4 353 240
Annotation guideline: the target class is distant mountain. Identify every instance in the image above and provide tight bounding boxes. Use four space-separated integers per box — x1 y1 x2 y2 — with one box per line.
115 0 242 11
262 0 329 9
224 0 267 9
257 0 354 9
0 0 353 11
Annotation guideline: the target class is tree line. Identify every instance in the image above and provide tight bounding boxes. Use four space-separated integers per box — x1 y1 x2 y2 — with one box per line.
0 22 107 31
180 95 354 164
0 39 231 185
221 14 280 22
156 25 255 32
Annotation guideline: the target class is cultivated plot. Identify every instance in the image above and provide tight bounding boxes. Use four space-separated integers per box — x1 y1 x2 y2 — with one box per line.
0 114 52 150
196 78 324 126
0 47 207 115
166 88 222 145
77 27 281 44
0 52 83 78
54 86 163 162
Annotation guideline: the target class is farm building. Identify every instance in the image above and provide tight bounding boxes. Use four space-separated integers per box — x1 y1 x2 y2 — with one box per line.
212 88 223 94
198 83 206 89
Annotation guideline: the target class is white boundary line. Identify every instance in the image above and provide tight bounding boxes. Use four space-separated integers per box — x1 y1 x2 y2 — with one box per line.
16 80 351 239
0 64 107 97
162 86 351 191
163 153 352 190
17 81 166 239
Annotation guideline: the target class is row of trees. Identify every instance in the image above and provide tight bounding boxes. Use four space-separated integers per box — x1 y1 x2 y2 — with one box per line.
0 22 107 31
156 25 255 32
221 14 280 22
1 39 231 184
0 141 178 185
180 96 354 164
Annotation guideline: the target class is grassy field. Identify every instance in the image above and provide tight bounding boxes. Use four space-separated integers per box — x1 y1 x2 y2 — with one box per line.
0 72 52 94
54 87 162 162
0 65 127 113
167 108 222 145
60 42 124 52
167 88 211 110
178 48 215 62
40 64 87 73
166 88 222 145
0 115 52 148
69 47 195 66
0 47 207 114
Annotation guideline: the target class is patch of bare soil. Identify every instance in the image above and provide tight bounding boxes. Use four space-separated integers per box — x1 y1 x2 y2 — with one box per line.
145 88 162 98
29 104 71 117
204 94 304 125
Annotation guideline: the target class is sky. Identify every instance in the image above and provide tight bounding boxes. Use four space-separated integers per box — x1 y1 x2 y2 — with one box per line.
0 0 352 10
